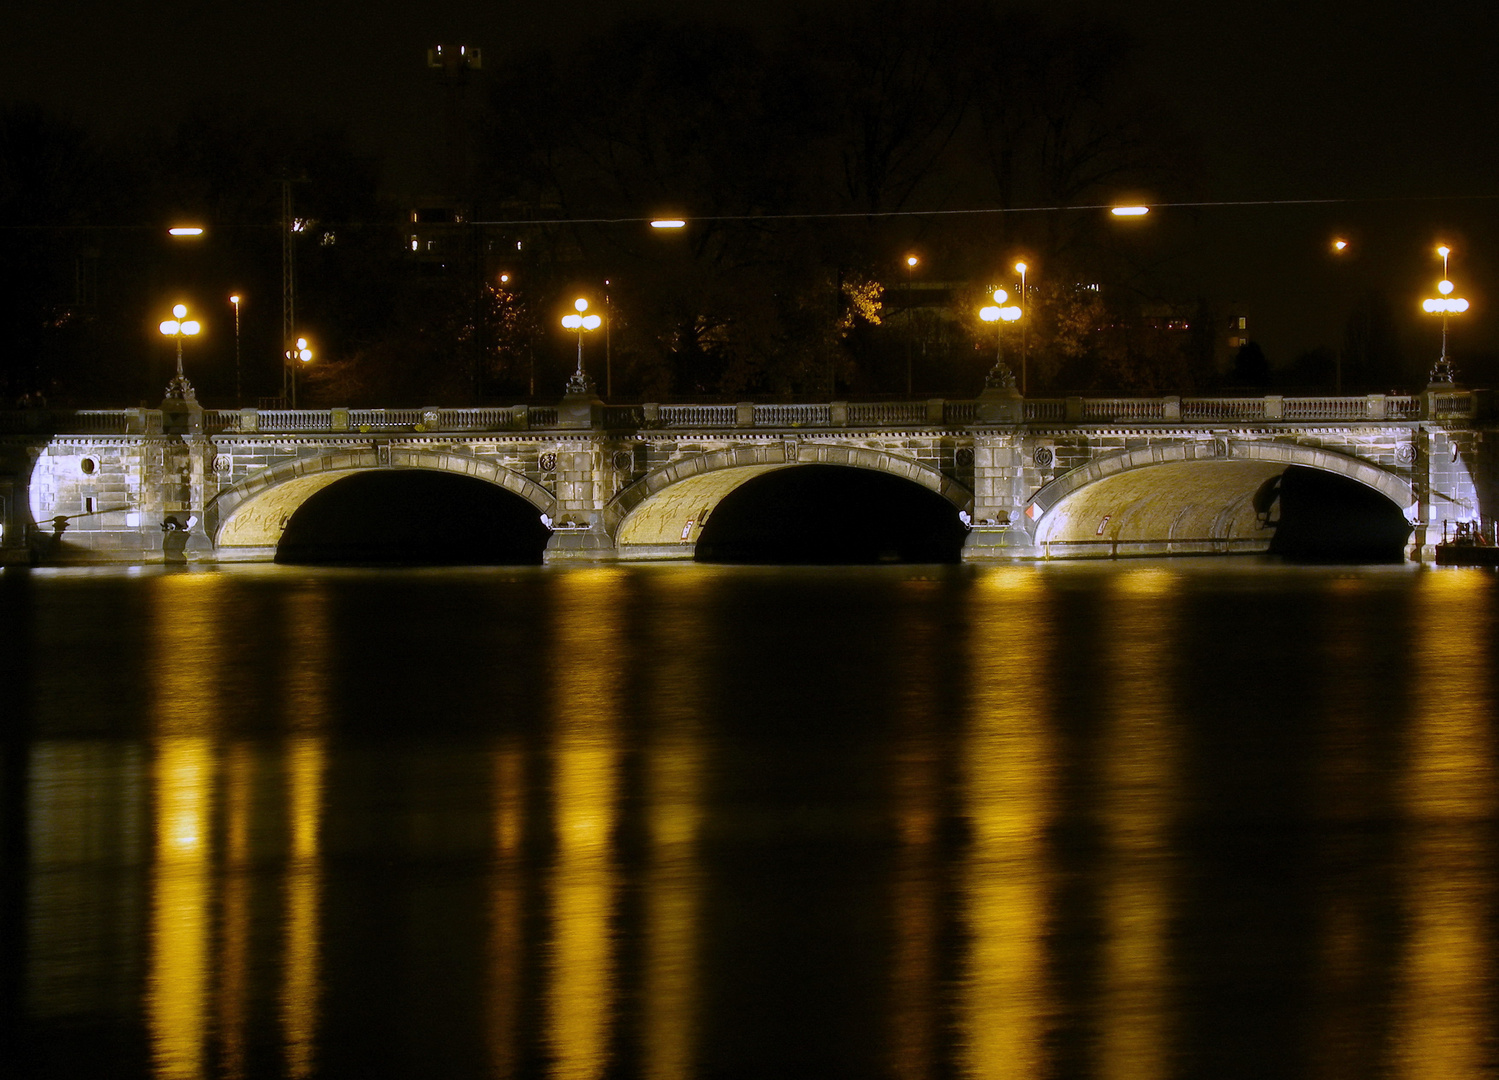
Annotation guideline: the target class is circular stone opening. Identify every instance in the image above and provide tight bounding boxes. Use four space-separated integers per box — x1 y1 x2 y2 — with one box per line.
79 458 96 475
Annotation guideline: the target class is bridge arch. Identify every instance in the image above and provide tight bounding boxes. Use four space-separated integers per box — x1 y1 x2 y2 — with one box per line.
605 442 972 552
1027 440 1415 552
207 447 555 554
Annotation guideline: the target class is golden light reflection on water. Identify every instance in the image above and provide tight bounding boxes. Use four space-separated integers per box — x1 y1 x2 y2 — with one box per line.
282 736 325 1080
1393 571 1495 1080
642 573 709 1080
1097 569 1179 1080
147 736 213 1080
149 573 224 733
548 568 624 1080
281 588 329 1080
961 567 1053 1080
147 573 222 1080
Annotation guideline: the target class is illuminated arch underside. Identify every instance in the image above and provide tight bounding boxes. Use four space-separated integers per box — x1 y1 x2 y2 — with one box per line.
216 470 363 548
210 449 554 550
1029 441 1415 556
614 463 788 549
611 443 971 552
1034 460 1286 550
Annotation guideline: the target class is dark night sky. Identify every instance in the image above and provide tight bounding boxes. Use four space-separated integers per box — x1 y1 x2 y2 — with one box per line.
6 0 1499 376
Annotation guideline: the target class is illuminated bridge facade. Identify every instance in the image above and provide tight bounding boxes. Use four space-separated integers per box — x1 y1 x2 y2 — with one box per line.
1 387 1492 565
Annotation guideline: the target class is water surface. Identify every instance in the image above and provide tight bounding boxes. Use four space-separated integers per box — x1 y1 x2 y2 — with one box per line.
1 561 1495 1079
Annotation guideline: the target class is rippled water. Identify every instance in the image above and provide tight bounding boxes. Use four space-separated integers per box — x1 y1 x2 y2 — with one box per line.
2 561 1496 1079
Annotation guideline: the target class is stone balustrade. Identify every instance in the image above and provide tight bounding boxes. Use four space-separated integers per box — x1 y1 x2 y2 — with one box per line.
0 391 1468 437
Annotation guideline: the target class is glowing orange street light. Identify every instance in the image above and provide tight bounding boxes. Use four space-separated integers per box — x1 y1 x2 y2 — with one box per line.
168 226 204 237
1110 205 1149 217
903 255 921 395
1333 238 1348 252
1014 261 1030 393
650 219 686 229
229 294 243 405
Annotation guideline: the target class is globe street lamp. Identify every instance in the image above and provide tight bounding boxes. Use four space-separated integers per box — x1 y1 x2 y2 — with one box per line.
904 255 919 396
979 289 1023 389
229 294 243 405
159 303 201 400
1422 245 1469 384
561 298 602 395
284 336 313 407
1014 261 1030 394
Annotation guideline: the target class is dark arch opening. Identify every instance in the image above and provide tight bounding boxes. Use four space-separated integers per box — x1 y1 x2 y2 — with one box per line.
1266 466 1411 563
694 464 967 564
276 470 550 565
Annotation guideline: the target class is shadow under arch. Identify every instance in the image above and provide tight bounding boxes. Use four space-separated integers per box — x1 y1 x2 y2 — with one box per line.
207 447 555 559
605 442 972 558
694 464 971 563
1028 441 1414 557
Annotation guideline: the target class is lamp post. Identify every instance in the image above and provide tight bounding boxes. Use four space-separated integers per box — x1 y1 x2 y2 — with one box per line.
904 255 918 396
284 336 313 407
979 289 1023 389
561 298 602 394
1422 245 1469 384
159 304 201 400
229 294 242 405
1014 261 1029 394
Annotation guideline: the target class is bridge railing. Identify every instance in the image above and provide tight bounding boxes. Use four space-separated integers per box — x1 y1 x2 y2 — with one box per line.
0 392 1463 435
0 409 136 434
1021 394 1424 423
656 404 738 428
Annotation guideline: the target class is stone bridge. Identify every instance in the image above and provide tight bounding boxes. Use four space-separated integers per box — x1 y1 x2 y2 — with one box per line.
1 386 1492 565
